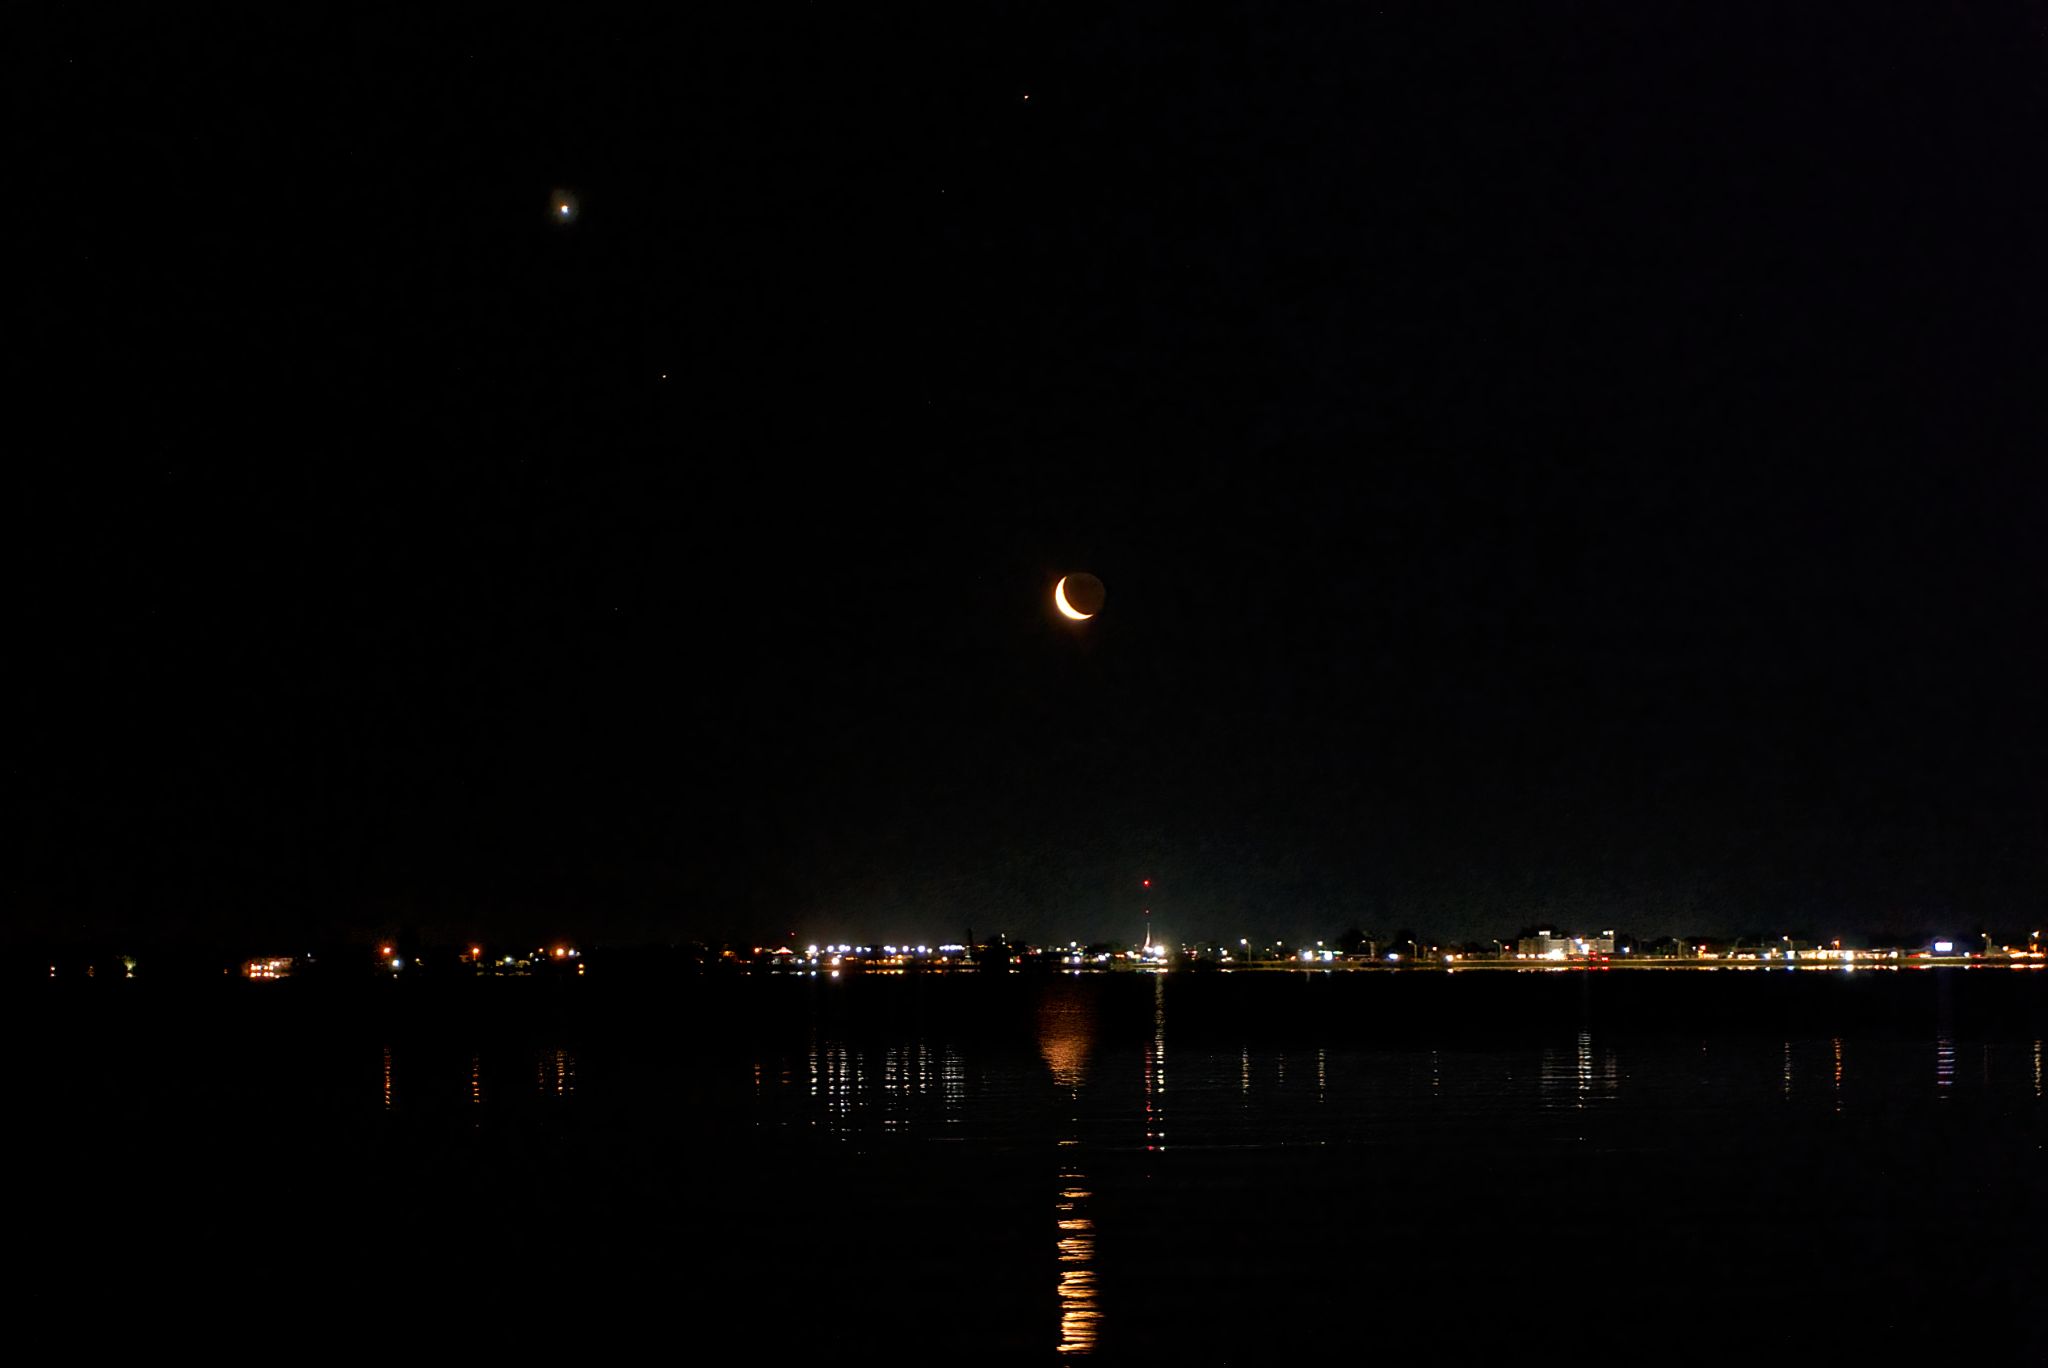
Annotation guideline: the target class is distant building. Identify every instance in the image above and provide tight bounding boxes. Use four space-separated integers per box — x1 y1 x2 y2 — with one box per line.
1514 931 1615 960
242 956 296 980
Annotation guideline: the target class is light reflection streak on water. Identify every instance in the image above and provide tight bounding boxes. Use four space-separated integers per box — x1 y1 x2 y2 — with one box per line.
888 1044 933 1131
781 1040 964 1137
1143 977 1166 1151
382 1047 393 1110
470 1055 482 1107
828 1045 851 1129
1054 1171 1099 1355
1539 1046 1567 1109
1935 1036 1955 1095
542 1048 575 1098
808 1043 851 1132
882 1046 903 1131
1038 988 1097 1128
1317 1048 1326 1104
1541 1032 1617 1112
942 1047 965 1124
1782 1041 1793 1101
2035 1040 2042 1098
1240 1047 1250 1099
1832 1038 1843 1114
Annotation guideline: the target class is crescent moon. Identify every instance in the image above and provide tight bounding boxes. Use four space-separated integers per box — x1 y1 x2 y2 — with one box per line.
1054 576 1094 621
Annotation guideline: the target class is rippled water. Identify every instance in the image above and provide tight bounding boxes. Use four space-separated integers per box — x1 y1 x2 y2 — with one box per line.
24 971 2045 1360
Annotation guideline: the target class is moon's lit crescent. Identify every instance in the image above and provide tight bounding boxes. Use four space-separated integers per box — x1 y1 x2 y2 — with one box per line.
1054 576 1093 620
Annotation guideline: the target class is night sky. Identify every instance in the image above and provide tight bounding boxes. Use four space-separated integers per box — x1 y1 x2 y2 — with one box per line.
19 7 2047 951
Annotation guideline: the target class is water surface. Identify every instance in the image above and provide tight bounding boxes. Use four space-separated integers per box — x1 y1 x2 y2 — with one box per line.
25 970 2044 1360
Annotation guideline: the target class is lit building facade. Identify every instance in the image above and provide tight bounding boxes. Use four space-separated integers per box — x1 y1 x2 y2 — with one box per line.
1514 930 1616 960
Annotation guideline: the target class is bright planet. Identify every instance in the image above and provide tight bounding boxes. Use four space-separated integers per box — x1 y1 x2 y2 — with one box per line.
1054 572 1106 620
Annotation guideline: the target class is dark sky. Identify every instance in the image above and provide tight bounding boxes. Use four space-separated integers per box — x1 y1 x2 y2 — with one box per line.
18 6 2048 950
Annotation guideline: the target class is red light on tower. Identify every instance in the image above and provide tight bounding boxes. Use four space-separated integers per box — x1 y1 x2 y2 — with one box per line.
1142 879 1150 889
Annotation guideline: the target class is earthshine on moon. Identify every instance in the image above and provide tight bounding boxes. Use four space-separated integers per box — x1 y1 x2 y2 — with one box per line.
1055 573 1106 621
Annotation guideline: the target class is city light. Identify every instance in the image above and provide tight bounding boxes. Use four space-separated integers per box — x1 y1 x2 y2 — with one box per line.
203 929 2048 985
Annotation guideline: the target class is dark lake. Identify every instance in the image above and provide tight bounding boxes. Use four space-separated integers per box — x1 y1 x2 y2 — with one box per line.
26 970 2044 1361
